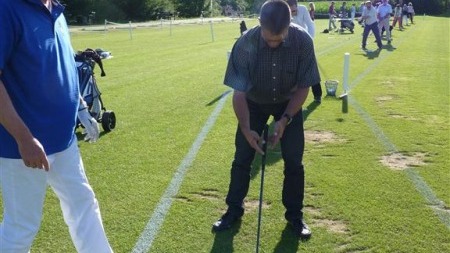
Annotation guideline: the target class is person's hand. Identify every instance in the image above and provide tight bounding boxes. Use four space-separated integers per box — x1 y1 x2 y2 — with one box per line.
17 137 50 171
268 120 287 149
78 109 99 143
242 129 265 155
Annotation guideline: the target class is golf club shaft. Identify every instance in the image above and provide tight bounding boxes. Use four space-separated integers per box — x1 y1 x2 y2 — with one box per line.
256 124 269 253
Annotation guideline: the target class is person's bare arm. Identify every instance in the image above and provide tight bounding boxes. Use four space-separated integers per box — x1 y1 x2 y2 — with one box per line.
269 87 309 148
232 90 264 155
0 71 49 170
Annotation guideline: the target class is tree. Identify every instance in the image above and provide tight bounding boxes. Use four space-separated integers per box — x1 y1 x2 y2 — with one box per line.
175 0 205 17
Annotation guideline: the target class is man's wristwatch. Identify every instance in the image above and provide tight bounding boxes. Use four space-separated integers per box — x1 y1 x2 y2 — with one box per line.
282 113 293 125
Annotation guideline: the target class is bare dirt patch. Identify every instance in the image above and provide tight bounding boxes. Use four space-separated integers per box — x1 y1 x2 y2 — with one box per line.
190 189 221 201
380 80 395 87
375 95 394 103
380 152 427 170
244 199 270 212
313 218 350 234
305 130 344 144
304 206 350 235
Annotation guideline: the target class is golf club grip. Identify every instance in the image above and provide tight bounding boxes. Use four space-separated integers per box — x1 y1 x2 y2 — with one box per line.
262 124 268 155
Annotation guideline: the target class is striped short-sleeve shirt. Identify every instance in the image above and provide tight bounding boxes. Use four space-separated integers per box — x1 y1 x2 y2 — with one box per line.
224 24 320 105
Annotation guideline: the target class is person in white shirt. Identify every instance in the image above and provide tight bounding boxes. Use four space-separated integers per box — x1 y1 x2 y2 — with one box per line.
377 0 392 43
288 0 315 38
288 0 322 102
359 0 383 50
407 2 415 24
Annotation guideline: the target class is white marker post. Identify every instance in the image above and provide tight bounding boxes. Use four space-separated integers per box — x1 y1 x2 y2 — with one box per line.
343 52 350 92
210 20 215 42
129 21 133 40
340 53 350 113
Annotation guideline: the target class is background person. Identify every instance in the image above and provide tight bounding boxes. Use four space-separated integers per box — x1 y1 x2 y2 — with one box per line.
377 0 392 44
392 3 403 30
351 3 357 22
287 0 322 103
328 1 337 31
0 0 113 252
360 0 383 50
288 0 315 37
339 1 348 17
308 2 316 21
402 3 409 25
407 2 415 24
212 0 320 239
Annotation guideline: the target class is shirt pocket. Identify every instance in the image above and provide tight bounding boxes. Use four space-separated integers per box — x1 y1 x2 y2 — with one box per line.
281 66 297 94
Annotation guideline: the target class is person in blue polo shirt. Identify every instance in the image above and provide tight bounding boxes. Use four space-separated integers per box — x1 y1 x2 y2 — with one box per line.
0 0 113 252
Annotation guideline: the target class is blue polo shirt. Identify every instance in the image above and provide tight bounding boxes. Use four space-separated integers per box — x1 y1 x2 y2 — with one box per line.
0 0 79 158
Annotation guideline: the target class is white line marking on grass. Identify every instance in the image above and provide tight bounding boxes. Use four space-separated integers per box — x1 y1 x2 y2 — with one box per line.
131 90 231 253
350 98 450 229
344 26 450 229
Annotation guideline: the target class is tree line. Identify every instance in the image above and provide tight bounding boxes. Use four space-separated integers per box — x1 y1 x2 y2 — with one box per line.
61 0 448 25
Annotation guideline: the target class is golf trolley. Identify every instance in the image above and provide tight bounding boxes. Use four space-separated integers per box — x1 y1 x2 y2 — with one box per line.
75 48 116 132
335 14 355 34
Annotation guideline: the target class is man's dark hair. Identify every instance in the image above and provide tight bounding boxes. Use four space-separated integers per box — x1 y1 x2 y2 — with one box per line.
259 0 291 35
286 0 297 6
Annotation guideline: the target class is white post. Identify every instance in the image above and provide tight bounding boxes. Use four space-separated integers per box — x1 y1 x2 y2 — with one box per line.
210 21 215 42
104 19 107 33
170 18 172 36
343 53 350 92
341 52 350 113
129 21 132 40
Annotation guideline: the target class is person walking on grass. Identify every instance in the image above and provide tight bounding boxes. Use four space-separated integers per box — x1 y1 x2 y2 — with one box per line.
328 1 337 31
0 0 114 252
392 4 403 30
377 0 392 44
351 3 356 22
360 0 383 51
407 2 415 24
212 0 320 239
287 0 322 103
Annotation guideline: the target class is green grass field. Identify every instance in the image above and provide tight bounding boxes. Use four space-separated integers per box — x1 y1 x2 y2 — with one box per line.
3 15 449 252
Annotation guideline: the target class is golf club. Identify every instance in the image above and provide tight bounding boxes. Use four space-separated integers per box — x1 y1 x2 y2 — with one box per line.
256 124 269 253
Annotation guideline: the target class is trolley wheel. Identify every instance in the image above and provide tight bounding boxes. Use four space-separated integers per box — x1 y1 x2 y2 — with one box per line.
351 29 354 33
101 110 116 132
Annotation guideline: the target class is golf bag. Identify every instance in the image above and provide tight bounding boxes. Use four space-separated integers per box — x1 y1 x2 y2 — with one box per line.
75 48 116 132
338 18 355 33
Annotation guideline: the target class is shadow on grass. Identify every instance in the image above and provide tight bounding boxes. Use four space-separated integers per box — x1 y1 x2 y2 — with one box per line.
362 48 381 59
273 224 306 253
302 100 320 121
360 43 397 59
210 220 242 253
206 90 232 107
